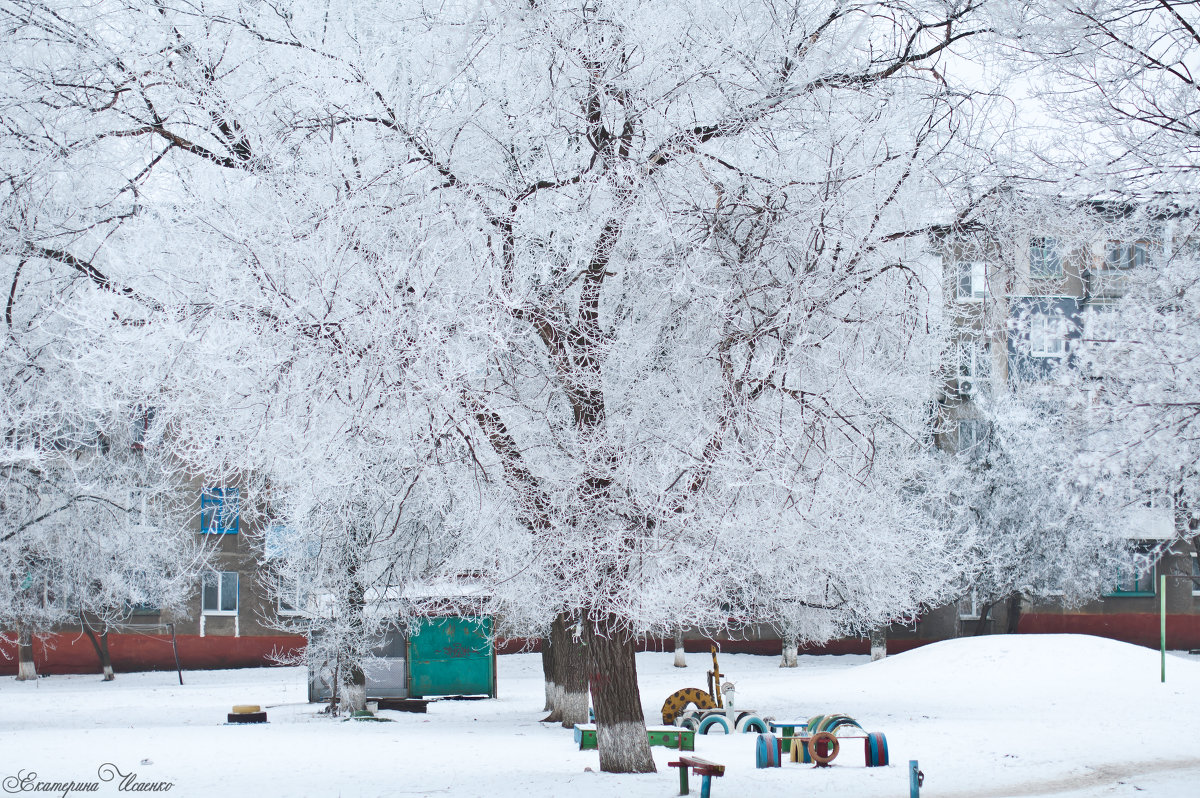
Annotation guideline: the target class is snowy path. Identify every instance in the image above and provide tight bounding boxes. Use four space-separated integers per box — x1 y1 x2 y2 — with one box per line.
1 635 1196 797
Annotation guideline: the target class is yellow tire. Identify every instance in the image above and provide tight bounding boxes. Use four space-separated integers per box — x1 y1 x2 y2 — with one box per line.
231 704 262 714
660 688 716 725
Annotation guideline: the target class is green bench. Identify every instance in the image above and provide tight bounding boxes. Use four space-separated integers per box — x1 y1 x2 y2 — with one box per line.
573 723 694 751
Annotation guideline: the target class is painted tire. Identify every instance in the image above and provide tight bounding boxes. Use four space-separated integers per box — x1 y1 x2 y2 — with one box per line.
231 704 261 714
808 713 860 734
661 687 717 725
809 731 839 765
680 715 700 732
865 731 889 767
738 715 768 734
698 715 731 735
755 733 780 768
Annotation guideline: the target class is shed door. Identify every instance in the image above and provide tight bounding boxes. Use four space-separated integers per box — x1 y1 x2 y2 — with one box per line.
407 616 494 698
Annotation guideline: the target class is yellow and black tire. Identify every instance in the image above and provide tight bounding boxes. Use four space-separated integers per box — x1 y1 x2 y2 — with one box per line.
660 687 716 725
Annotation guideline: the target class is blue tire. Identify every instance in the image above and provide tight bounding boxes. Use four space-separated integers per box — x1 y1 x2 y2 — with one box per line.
698 715 731 735
739 715 768 734
755 733 779 768
865 731 889 767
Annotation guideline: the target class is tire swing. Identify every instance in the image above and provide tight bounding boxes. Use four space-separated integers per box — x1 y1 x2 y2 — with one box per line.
755 733 781 768
808 731 840 767
698 715 731 735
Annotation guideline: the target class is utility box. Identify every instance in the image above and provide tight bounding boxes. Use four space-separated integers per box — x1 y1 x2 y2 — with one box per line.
307 615 495 702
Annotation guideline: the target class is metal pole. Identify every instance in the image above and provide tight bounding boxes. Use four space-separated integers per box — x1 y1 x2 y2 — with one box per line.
169 623 183 685
1160 574 1166 683
909 760 921 797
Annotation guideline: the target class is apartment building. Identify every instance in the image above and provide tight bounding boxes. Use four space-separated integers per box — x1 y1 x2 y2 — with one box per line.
902 207 1200 650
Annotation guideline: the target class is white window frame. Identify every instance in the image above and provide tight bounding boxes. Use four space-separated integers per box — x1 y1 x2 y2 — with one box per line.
201 571 239 615
1029 236 1063 279
955 260 989 302
957 589 981 620
1028 314 1067 358
956 340 991 396
1191 552 1200 597
275 580 308 616
1082 307 1118 345
957 418 988 458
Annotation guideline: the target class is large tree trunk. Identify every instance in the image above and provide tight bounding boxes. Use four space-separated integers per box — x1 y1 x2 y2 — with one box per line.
542 615 567 723
15 624 36 681
973 601 994 636
550 612 589 728
82 619 115 681
586 612 655 774
340 572 367 714
673 628 687 668
541 632 556 713
780 632 798 667
869 626 887 661
1005 593 1023 635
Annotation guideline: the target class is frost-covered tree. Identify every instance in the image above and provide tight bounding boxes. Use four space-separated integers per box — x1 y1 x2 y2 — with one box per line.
0 0 999 771
1071 211 1200 567
1015 1 1200 570
953 392 1133 632
1008 0 1199 193
0 293 202 680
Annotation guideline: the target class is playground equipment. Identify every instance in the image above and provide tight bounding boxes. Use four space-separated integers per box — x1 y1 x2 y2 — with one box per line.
667 756 724 797
660 647 769 734
226 704 267 724
754 713 890 768
575 724 695 751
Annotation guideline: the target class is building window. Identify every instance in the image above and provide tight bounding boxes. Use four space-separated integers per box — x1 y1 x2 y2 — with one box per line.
1029 236 1062 278
1106 558 1156 597
957 418 989 458
1082 307 1118 345
955 261 989 302
202 571 239 614
956 340 991 397
957 589 981 620
1104 241 1149 270
276 583 308 616
1191 552 1200 597
1028 314 1067 358
200 487 239 534
130 406 155 450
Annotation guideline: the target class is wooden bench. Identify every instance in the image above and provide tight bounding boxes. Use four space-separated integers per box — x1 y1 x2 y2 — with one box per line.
667 755 724 797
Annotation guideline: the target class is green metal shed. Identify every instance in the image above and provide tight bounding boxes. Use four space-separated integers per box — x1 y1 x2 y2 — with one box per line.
307 615 496 702
407 616 496 698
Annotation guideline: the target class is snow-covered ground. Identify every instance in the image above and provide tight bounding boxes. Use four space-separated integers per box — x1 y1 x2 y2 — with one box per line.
1 635 1197 798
